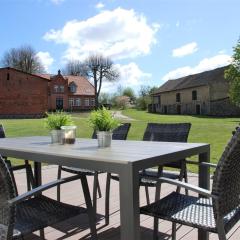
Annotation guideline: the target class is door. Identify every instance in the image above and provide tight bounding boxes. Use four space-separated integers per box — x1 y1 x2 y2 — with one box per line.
196 104 201 115
56 97 64 110
164 106 167 114
177 105 181 114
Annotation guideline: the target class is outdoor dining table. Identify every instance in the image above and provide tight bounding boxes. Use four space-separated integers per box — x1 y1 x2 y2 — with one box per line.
0 136 210 240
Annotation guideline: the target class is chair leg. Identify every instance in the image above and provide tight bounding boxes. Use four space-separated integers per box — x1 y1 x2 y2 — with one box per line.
96 175 102 198
93 172 98 214
184 167 189 195
105 173 111 225
81 175 98 240
176 161 187 194
172 222 177 240
57 166 62 201
153 217 159 240
217 219 227 240
145 186 150 205
153 181 161 240
25 160 35 190
39 229 45 239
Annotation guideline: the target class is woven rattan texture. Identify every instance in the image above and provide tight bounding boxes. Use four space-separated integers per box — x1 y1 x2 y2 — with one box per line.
0 157 16 240
142 123 191 169
212 128 240 218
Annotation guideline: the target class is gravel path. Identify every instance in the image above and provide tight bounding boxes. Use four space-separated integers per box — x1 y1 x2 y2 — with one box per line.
113 111 135 121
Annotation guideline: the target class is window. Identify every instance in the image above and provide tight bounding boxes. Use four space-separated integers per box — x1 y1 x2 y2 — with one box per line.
69 98 74 107
84 98 89 106
90 98 95 106
176 93 181 102
54 85 59 93
60 85 64 93
158 95 161 105
192 90 197 100
70 84 77 93
7 73 10 80
75 98 81 106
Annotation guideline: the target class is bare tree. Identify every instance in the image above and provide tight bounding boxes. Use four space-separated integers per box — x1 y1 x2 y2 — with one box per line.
64 60 86 76
1 45 45 73
65 54 119 108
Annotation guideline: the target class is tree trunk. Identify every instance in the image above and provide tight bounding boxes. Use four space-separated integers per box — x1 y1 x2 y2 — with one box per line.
94 70 99 109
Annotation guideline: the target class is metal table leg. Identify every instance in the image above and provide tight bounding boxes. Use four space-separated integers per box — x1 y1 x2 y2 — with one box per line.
119 166 140 240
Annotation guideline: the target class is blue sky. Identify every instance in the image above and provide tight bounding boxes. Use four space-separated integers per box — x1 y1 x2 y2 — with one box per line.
0 0 239 93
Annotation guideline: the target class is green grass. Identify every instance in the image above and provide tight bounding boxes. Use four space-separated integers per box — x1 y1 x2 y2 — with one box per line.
1 109 239 172
122 109 239 172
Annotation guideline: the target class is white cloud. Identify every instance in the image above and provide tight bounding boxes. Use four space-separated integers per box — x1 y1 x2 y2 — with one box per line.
43 7 160 61
101 62 152 92
50 0 64 4
162 54 231 81
36 51 54 71
172 42 198 58
95 2 104 9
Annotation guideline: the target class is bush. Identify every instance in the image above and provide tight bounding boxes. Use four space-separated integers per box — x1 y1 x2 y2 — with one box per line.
136 96 151 110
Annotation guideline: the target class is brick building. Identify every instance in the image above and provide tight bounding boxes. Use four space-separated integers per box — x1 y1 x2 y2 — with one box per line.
151 66 240 116
0 67 95 118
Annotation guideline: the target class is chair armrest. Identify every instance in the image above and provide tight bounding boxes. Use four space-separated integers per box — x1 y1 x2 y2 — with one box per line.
186 160 217 168
158 177 218 199
8 175 81 205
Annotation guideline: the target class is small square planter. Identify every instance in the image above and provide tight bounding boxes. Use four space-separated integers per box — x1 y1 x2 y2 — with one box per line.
97 131 112 148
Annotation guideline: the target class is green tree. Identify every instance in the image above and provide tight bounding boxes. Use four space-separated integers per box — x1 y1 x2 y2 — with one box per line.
122 87 136 102
225 39 240 106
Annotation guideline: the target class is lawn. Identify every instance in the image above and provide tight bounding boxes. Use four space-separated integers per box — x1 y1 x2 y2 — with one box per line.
1 109 239 172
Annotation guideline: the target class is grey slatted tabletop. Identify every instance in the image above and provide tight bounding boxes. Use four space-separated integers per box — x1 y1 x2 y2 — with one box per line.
0 136 210 240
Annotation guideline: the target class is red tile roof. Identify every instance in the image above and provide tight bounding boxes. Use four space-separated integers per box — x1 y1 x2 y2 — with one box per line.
37 74 95 96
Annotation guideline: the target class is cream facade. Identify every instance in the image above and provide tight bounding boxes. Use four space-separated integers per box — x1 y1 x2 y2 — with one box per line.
151 66 240 116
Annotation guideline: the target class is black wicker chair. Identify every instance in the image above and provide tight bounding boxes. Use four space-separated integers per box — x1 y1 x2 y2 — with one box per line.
0 155 97 240
105 123 191 225
0 124 35 194
140 127 240 240
57 123 131 216
140 123 191 203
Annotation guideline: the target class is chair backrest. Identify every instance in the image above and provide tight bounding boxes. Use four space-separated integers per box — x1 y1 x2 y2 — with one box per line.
0 156 16 239
143 123 191 142
0 125 6 139
143 123 191 169
92 123 131 140
212 127 240 219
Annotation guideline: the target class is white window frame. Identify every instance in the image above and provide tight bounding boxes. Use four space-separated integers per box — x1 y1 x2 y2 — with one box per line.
75 98 81 106
54 85 59 93
60 85 64 93
84 98 89 106
90 98 95 106
70 85 77 93
69 98 74 107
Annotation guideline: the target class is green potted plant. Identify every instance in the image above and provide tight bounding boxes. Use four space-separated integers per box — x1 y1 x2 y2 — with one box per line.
45 111 74 144
89 107 119 147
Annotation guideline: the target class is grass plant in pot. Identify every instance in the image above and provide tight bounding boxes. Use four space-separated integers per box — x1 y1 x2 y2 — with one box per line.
89 107 119 148
45 111 74 144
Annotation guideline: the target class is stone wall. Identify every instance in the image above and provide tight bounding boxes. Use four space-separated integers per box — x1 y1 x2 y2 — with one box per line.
210 98 240 116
